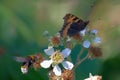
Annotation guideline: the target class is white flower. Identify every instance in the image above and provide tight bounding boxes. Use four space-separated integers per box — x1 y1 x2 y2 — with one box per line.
21 67 28 74
91 29 98 35
92 37 101 44
40 47 74 76
84 73 102 80
83 40 91 48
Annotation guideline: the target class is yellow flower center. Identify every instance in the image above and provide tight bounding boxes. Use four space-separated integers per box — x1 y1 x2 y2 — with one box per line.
50 51 64 64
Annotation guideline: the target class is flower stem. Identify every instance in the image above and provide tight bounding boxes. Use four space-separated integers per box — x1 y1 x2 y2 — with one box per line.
73 48 89 69
75 53 89 68
76 48 84 62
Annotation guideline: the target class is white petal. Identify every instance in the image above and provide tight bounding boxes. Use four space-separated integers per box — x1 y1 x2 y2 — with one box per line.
21 67 28 74
79 29 86 36
91 29 98 34
53 65 61 76
92 37 101 44
44 47 54 55
40 60 52 68
92 76 98 80
84 76 98 80
89 73 93 77
83 40 91 48
84 78 91 80
62 61 74 70
61 48 71 58
66 36 72 42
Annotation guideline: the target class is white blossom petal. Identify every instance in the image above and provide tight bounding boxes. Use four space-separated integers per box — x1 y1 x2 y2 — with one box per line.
66 36 72 42
79 29 86 36
53 65 61 76
62 61 74 70
84 78 91 80
83 40 91 48
91 29 98 34
40 60 52 68
89 73 93 77
92 37 101 44
21 67 28 74
44 47 54 55
61 48 71 58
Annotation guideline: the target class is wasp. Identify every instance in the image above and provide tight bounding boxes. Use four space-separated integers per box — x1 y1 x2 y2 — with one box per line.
14 53 44 74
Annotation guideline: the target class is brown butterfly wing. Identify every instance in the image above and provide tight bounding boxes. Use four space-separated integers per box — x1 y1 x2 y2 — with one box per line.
67 20 89 36
59 13 89 38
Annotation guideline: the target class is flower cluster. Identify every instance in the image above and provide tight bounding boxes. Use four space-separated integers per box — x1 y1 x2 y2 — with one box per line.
39 28 102 79
82 29 101 48
81 29 102 58
15 13 103 80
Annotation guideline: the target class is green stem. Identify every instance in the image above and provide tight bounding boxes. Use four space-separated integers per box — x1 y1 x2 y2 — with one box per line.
76 48 85 63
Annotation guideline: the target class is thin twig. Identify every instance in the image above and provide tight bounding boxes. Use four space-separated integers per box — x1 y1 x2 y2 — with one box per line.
73 52 89 69
72 48 84 70
76 53 89 66
76 48 84 63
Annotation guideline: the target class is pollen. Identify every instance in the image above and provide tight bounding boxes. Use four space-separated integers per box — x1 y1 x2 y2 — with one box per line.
50 51 64 64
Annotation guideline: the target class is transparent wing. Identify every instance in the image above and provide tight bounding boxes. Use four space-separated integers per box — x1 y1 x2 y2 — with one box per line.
14 56 27 62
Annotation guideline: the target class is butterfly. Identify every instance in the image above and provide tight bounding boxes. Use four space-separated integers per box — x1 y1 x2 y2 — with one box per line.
14 54 43 74
59 13 89 38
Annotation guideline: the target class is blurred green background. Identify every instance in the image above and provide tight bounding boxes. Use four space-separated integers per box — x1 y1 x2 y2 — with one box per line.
0 0 120 80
